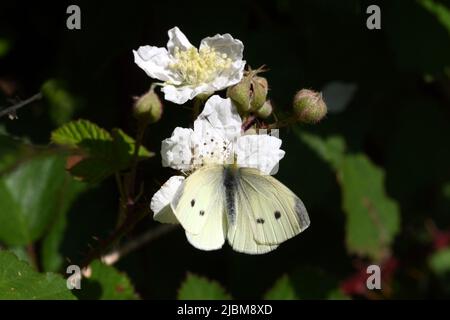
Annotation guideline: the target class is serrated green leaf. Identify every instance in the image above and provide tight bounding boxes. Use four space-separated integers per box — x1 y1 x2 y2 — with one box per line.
264 274 297 300
178 273 232 300
0 155 70 246
0 251 76 299
429 248 450 275
51 119 112 147
340 154 400 261
75 260 138 300
51 120 153 183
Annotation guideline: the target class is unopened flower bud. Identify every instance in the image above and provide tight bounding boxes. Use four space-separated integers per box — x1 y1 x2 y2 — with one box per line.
227 67 269 114
133 88 163 126
250 76 268 111
256 100 273 119
226 76 252 113
293 89 327 123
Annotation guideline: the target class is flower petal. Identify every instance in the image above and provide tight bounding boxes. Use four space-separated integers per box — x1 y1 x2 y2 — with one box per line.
200 33 244 61
161 83 210 104
209 59 246 91
167 26 194 55
151 175 185 223
194 95 242 142
200 34 246 91
235 134 285 175
133 46 180 83
161 127 195 171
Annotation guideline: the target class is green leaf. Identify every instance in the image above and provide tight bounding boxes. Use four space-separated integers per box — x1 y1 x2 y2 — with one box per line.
0 155 70 246
51 119 112 147
340 154 400 261
178 273 232 300
429 248 450 275
297 131 400 261
298 131 346 171
51 120 154 183
40 179 87 272
264 274 297 300
0 251 76 299
41 79 78 125
111 128 154 160
419 0 450 35
75 260 138 300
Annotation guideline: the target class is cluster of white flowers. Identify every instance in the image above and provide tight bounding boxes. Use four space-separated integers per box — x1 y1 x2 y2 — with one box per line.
150 95 285 223
134 27 286 242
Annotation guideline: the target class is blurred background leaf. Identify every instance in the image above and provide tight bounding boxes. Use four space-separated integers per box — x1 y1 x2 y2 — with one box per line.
429 248 450 275
0 154 73 246
299 131 400 261
41 79 78 126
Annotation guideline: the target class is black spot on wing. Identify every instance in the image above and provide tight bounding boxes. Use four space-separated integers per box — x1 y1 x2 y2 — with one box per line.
256 218 265 224
199 210 205 216
274 211 281 219
191 199 195 207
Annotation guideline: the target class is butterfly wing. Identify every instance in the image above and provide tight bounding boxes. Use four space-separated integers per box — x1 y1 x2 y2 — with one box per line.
227 189 279 254
171 165 227 249
236 167 310 246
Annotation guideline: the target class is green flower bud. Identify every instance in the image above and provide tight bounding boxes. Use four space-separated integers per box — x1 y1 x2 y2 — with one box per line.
250 76 268 111
227 67 269 114
256 100 273 119
293 89 327 124
226 76 252 113
133 88 163 126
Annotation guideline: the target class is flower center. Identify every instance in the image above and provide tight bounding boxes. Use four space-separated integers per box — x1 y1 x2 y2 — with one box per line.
169 46 232 85
191 134 234 169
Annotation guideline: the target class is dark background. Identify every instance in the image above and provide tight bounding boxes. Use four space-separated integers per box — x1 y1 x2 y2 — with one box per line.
1 0 449 299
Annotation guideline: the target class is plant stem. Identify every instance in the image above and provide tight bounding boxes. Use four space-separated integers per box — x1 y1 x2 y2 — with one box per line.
82 122 148 268
101 224 179 265
242 114 257 131
0 92 42 119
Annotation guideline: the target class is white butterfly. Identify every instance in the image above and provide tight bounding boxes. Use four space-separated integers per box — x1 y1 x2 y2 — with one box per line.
170 164 310 254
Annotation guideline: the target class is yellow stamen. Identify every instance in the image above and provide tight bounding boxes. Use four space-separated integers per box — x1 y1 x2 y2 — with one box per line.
169 45 232 85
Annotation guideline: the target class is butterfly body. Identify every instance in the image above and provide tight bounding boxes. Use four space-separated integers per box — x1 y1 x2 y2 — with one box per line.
171 164 310 254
